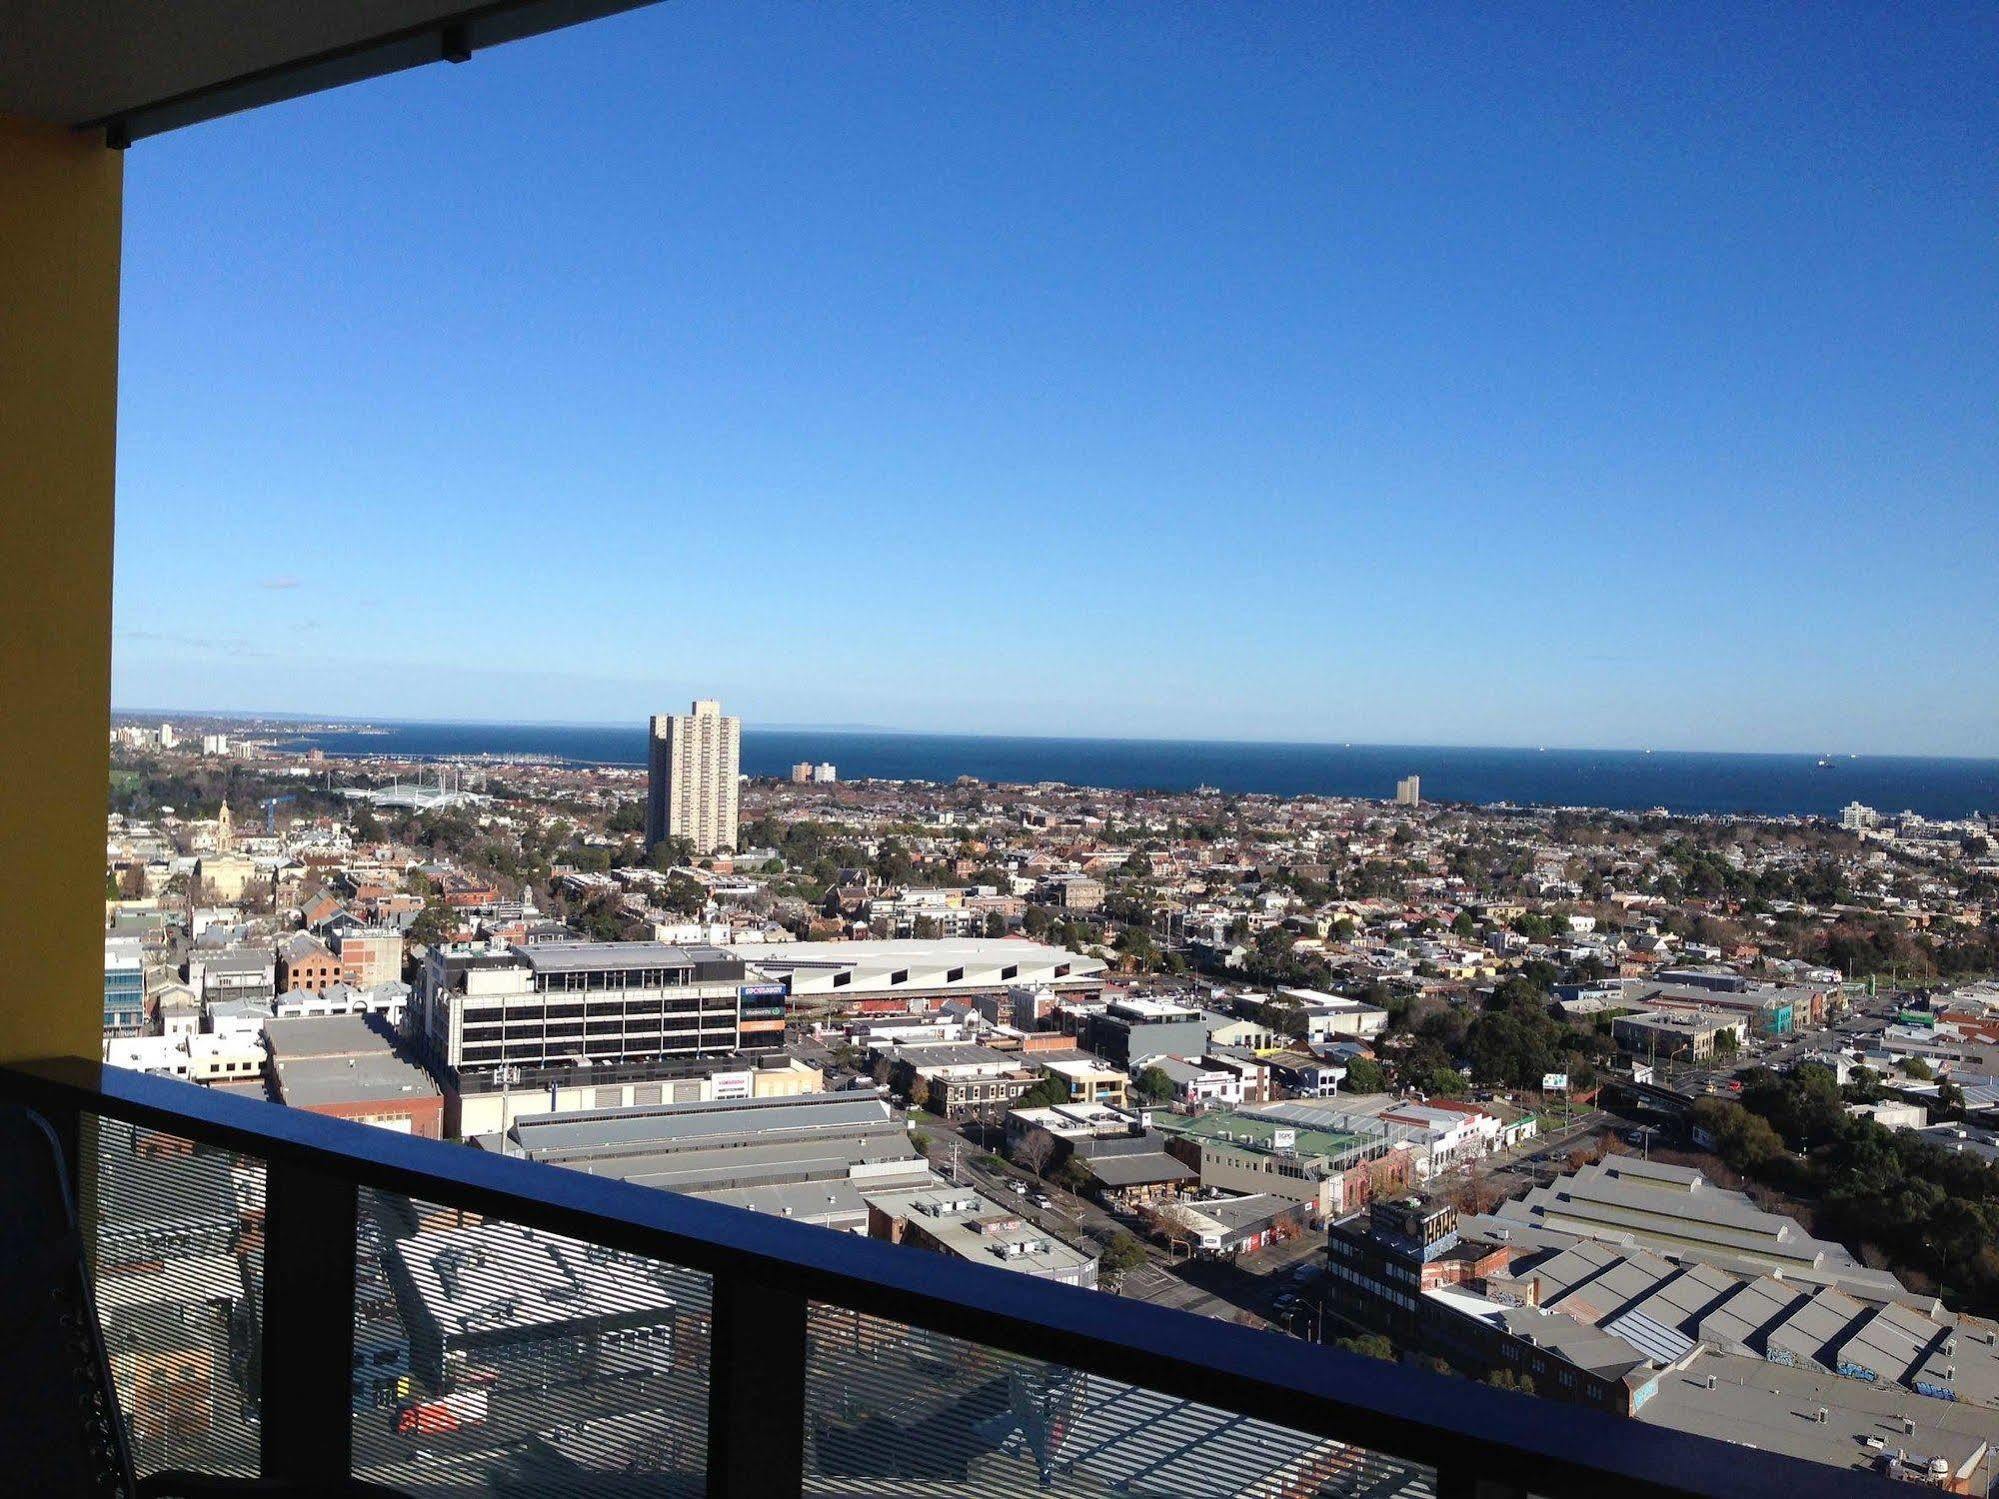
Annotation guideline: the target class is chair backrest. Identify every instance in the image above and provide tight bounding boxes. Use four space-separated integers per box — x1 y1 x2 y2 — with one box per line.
0 1106 139 1498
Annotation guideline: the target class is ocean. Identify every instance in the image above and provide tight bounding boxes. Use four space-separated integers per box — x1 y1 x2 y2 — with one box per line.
260 721 1999 821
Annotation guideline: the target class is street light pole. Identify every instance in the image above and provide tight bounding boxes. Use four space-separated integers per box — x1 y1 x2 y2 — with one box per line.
498 1063 522 1155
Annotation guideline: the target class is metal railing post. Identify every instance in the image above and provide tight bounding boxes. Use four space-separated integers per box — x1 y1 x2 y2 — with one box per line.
707 1274 807 1499
259 1162 358 1483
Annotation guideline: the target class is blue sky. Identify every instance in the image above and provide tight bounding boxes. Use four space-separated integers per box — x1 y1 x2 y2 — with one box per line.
113 3 1997 754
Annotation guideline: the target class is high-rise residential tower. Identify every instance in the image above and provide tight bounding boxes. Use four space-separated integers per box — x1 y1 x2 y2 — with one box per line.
1395 775 1421 807
646 700 741 854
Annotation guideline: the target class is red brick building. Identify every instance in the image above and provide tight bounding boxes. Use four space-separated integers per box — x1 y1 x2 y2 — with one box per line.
278 933 341 993
439 872 500 909
265 1014 444 1138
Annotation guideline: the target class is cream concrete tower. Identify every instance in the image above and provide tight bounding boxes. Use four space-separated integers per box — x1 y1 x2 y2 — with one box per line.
645 699 741 854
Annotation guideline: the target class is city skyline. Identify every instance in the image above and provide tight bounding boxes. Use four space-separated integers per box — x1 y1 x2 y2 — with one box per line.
31 2 1998 1488
104 698 1999 766
109 4 1996 756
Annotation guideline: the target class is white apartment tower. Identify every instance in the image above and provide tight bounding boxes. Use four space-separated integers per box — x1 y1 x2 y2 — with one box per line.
646 700 741 854
1395 775 1421 807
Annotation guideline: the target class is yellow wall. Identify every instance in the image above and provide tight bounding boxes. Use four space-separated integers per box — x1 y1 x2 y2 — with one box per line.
0 114 123 1062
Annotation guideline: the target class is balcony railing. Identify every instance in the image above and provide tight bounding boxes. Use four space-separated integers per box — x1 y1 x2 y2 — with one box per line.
0 1057 1901 1499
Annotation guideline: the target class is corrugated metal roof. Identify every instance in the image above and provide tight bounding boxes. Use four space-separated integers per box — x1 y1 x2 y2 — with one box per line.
1603 1307 1695 1365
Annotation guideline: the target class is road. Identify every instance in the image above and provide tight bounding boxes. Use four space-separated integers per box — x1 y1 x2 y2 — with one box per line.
914 1112 1344 1333
1632 1008 1890 1103
1470 1106 1614 1196
1133 1230 1329 1329
914 1114 1134 1256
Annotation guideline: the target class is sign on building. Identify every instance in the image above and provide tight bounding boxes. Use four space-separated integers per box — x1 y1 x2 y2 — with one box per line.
1541 1072 1569 1092
738 982 787 1020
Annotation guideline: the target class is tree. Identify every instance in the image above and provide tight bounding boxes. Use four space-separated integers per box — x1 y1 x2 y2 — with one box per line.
1012 1130 1056 1179
1134 1066 1177 1104
907 1074 932 1112
118 864 147 899
1424 1065 1468 1096
648 836 695 873
1342 1057 1388 1094
1098 1231 1149 1288
407 899 454 949
1054 1157 1093 1195
1116 925 1160 970
1901 1056 1934 1080
1689 1097 1786 1172
1845 1065 1884 1104
660 872 708 917
1014 1075 1072 1112
572 892 637 941
1333 1334 1396 1361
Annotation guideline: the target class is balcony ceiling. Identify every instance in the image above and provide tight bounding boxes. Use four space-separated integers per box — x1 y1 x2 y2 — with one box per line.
0 0 656 141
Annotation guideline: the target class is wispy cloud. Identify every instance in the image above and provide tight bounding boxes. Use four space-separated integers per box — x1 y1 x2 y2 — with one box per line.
116 628 270 659
260 576 301 590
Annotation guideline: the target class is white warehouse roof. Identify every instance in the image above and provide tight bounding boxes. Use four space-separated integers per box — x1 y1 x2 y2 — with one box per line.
751 939 1106 1000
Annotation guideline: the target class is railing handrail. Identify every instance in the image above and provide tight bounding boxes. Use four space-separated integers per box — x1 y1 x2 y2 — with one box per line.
1 1057 1902 1499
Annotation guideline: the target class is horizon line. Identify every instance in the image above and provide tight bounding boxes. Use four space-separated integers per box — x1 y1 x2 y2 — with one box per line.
106 704 1999 766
